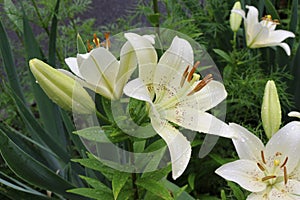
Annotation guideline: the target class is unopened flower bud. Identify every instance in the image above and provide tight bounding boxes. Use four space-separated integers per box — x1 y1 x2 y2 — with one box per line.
261 80 281 139
230 1 242 32
29 58 95 114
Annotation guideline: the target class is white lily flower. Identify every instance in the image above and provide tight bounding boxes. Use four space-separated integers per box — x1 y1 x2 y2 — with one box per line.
216 122 300 199
64 35 154 100
124 33 234 179
233 5 295 56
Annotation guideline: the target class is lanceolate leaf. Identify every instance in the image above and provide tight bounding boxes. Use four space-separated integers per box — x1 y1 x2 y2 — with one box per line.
22 5 67 149
48 0 60 66
0 19 25 102
287 0 298 48
0 129 85 200
112 172 129 200
264 0 280 21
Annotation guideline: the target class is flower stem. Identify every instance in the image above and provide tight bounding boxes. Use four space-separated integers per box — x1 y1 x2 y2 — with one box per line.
128 140 139 199
95 110 110 124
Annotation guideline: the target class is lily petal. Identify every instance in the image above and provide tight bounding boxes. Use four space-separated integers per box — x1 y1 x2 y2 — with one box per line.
276 42 292 56
230 123 264 161
79 47 120 99
154 36 194 96
125 32 157 84
65 57 84 79
115 41 138 97
247 192 267 200
180 80 227 111
215 159 266 192
123 78 153 103
265 121 300 173
150 113 191 180
245 6 259 37
268 180 300 199
247 24 269 47
266 30 295 43
164 108 234 138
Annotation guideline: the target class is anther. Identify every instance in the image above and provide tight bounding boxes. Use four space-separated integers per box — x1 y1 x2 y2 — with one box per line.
283 166 288 185
93 33 100 47
187 74 212 96
261 151 266 164
87 40 93 52
187 61 200 82
101 32 111 49
280 157 288 168
262 175 276 182
180 66 189 87
257 162 266 171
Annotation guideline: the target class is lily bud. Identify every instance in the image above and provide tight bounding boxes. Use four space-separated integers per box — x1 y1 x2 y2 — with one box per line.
29 58 95 114
230 1 242 32
261 80 281 139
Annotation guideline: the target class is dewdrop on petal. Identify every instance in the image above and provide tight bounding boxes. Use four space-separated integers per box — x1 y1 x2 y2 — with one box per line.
29 58 95 114
261 80 281 139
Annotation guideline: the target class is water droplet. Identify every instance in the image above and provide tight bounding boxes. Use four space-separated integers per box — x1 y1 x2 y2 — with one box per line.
35 80 38 84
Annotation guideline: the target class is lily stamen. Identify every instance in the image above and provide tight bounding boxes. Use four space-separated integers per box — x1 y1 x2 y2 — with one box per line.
180 66 189 87
257 162 265 171
284 166 288 184
93 33 100 47
87 40 93 52
187 74 212 96
261 150 266 164
280 157 288 168
262 175 276 182
187 61 200 82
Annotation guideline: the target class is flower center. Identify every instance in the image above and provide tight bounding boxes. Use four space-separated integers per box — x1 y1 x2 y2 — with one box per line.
87 32 111 52
261 15 280 27
180 61 213 96
257 150 289 185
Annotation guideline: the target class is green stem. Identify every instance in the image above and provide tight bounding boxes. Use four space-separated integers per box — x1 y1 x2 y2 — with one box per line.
152 0 160 36
95 110 110 124
128 140 139 200
31 0 49 34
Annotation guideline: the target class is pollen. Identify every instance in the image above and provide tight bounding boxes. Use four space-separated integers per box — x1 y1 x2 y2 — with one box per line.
262 15 280 25
101 32 111 49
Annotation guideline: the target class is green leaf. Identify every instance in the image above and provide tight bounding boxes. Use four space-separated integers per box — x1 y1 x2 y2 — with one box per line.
48 0 60 66
8 88 70 163
112 172 130 200
141 165 171 181
72 154 115 181
220 190 226 200
0 19 25 102
74 126 110 143
136 178 173 200
22 6 67 149
3 0 23 32
79 175 112 192
68 188 113 200
228 181 245 200
77 33 87 54
292 43 300 109
0 129 84 199
264 0 280 21
287 0 297 48
161 179 194 200
187 174 195 190
213 49 232 63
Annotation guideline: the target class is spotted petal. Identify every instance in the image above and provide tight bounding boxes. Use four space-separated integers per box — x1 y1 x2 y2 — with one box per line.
268 180 300 199
215 159 266 192
150 113 191 180
265 121 300 173
230 123 264 161
164 107 234 138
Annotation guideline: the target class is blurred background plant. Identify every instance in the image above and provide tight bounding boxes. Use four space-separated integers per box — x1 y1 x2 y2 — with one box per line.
0 0 299 199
